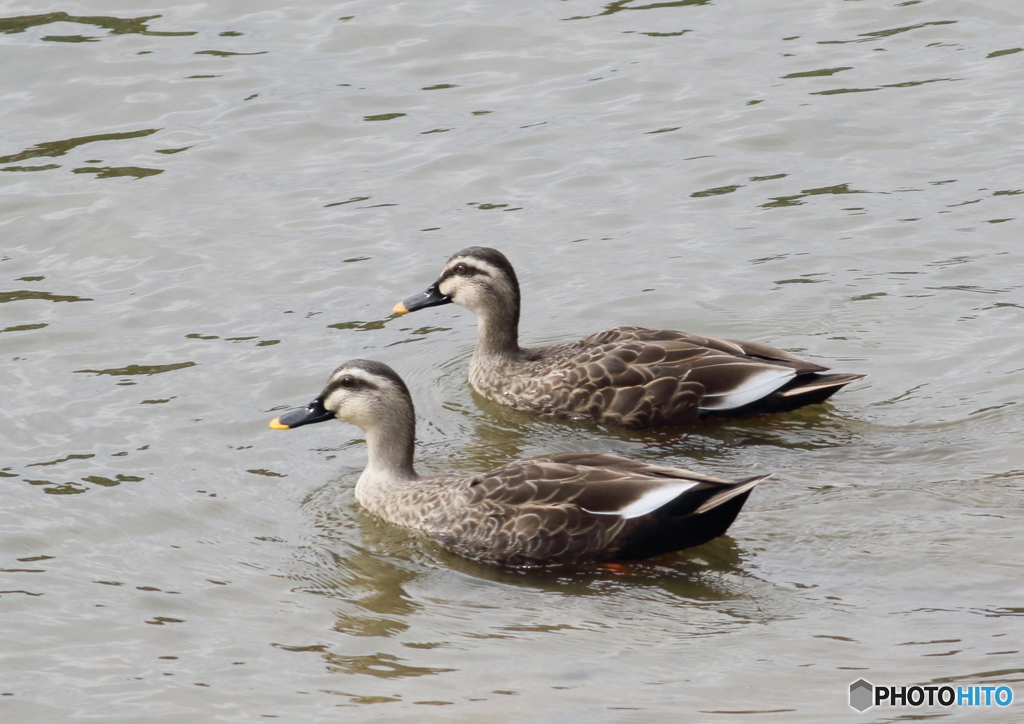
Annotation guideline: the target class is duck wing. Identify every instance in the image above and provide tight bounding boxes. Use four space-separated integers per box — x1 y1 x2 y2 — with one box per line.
430 452 766 566
527 327 860 423
533 452 770 562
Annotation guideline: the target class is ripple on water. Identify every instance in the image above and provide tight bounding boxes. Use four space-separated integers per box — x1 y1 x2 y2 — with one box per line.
3 0 1024 720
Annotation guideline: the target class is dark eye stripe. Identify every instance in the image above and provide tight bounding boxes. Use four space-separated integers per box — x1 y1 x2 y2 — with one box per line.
443 262 483 280
329 375 377 393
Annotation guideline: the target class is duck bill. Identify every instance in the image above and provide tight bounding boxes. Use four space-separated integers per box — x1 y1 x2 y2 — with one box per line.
393 281 450 314
269 396 334 429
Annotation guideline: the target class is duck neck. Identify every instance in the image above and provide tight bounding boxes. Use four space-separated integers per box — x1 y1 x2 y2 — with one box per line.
473 294 521 360
354 407 418 507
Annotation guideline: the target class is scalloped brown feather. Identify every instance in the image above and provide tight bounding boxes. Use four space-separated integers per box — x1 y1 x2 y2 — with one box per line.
471 326 863 428
368 452 767 566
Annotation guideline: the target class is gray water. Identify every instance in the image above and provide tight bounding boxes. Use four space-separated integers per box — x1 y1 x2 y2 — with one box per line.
2 0 1023 721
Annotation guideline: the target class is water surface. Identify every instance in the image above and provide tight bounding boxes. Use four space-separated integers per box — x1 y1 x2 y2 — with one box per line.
2 0 1023 721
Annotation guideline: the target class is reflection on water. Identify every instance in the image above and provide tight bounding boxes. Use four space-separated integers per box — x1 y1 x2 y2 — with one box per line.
4 0 1024 719
0 12 196 39
300 476 793 628
465 386 870 468
563 0 713 22
279 477 827 717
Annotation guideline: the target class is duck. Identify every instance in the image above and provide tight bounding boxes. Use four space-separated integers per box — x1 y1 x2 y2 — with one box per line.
269 359 768 567
393 246 865 429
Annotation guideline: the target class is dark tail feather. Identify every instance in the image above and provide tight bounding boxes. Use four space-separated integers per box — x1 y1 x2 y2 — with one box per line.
725 372 866 415
613 475 769 561
780 372 866 398
694 474 770 514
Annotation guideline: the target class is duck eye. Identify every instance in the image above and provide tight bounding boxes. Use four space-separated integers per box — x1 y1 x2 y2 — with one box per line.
339 376 357 388
454 263 469 275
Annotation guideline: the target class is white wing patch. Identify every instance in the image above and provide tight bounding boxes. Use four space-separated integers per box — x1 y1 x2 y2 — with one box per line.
699 367 795 410
582 481 699 519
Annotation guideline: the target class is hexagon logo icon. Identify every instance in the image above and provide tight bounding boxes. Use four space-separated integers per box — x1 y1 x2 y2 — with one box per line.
850 679 874 712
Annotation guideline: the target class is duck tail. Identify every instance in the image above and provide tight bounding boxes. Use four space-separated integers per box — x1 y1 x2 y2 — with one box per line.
694 474 771 515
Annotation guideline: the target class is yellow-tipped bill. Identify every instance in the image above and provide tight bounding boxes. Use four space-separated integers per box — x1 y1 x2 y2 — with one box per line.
393 282 451 315
268 397 334 429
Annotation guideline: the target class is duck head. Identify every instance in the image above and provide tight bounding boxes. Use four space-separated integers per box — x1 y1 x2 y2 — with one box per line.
269 359 414 434
393 246 520 319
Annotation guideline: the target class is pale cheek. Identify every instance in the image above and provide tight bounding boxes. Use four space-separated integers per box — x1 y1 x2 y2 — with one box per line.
456 286 486 309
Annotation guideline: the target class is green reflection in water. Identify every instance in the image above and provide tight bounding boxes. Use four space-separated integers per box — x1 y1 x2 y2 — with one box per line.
40 34 97 43
0 290 91 303
0 12 195 38
26 453 96 467
363 113 407 122
564 0 710 21
0 323 47 333
74 361 196 376
328 319 388 332
635 30 691 38
0 129 159 165
25 479 87 495
782 66 852 79
81 474 144 487
194 50 268 57
812 77 957 96
72 166 163 179
691 184 743 198
761 182 869 209
0 164 61 172
818 20 957 44
325 196 370 207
